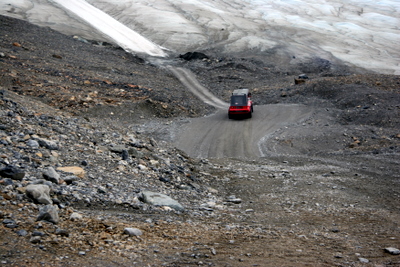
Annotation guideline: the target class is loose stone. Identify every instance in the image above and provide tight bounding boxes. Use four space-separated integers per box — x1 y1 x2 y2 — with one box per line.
26 139 39 148
26 184 52 204
32 231 46 236
140 191 184 211
70 212 83 221
42 167 60 184
0 166 25 180
56 166 85 178
30 236 42 244
37 204 59 224
16 229 28 236
384 247 400 255
63 175 79 185
124 227 143 236
226 195 242 204
36 138 59 150
55 229 70 237
121 149 129 160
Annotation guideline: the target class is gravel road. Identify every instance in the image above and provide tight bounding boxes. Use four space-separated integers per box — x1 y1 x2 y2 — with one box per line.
174 104 313 159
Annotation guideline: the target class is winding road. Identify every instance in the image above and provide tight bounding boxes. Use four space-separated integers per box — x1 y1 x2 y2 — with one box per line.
167 65 314 159
174 104 313 159
167 66 229 109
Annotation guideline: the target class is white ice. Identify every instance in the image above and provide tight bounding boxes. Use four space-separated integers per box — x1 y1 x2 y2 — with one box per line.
50 0 167 57
0 0 399 74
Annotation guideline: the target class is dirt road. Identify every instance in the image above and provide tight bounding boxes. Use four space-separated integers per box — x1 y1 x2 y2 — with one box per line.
174 104 313 159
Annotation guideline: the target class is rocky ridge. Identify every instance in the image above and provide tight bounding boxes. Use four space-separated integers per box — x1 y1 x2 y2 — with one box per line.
0 88 238 266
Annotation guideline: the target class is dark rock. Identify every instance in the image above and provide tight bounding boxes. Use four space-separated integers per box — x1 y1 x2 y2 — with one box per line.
63 175 79 185
29 236 41 244
2 219 15 225
55 228 70 237
2 178 14 186
32 231 46 236
159 176 170 183
179 52 209 61
0 165 25 180
294 78 306 85
5 223 18 229
3 219 18 229
121 149 129 160
16 229 28 236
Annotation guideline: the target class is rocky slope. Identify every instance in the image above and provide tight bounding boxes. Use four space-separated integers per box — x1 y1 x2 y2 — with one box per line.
1 14 400 266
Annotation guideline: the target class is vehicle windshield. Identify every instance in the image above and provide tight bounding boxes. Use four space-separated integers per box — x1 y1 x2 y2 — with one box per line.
230 95 247 106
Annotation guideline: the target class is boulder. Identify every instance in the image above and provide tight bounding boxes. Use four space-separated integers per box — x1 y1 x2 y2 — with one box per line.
42 167 60 184
124 227 143 236
26 184 52 204
36 138 59 150
56 166 85 178
384 247 400 255
37 204 59 224
140 191 184 211
0 165 25 180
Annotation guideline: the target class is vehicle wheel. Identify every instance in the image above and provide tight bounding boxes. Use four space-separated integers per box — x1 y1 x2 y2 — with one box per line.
228 114 232 119
248 112 252 118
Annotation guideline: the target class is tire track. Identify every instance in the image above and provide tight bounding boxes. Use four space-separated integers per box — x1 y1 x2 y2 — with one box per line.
167 66 229 109
174 105 314 159
167 65 314 159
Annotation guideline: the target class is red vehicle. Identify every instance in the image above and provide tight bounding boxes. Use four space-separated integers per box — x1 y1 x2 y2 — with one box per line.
228 89 253 119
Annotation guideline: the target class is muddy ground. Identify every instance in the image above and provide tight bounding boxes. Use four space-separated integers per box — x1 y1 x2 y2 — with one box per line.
1 15 400 266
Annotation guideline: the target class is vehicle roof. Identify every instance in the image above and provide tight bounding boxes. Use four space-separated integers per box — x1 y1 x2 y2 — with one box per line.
232 89 249 95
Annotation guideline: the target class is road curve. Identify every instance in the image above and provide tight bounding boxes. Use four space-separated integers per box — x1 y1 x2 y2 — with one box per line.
167 66 229 109
174 104 313 159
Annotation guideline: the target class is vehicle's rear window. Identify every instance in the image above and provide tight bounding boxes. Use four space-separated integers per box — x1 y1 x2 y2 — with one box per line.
230 95 247 106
